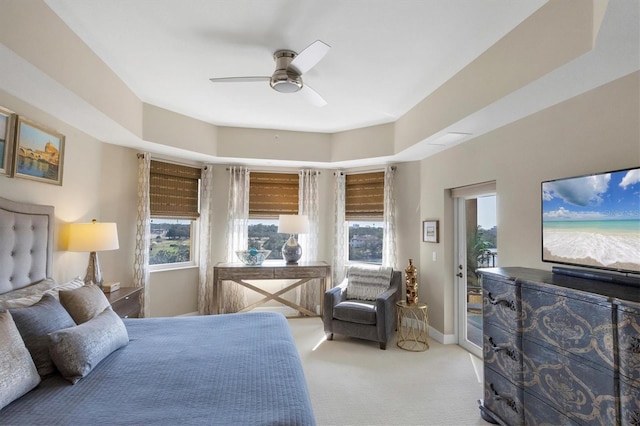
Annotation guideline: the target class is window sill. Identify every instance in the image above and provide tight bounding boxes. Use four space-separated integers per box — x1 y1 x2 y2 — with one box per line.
150 263 198 273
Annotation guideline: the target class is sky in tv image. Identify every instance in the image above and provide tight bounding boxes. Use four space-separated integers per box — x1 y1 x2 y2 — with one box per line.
542 168 640 273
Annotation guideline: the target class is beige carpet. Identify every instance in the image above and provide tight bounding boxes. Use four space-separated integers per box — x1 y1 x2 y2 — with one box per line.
288 318 489 426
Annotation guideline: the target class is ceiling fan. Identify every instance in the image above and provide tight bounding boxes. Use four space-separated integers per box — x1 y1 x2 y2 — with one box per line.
209 40 330 107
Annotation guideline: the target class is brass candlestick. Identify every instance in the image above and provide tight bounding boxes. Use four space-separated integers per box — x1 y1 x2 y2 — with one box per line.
405 258 418 305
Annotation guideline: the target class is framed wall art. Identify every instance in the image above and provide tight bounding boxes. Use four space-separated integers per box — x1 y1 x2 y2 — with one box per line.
423 220 439 243
0 106 16 175
13 117 65 185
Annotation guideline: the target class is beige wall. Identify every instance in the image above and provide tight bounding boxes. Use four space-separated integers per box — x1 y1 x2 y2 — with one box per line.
418 71 640 339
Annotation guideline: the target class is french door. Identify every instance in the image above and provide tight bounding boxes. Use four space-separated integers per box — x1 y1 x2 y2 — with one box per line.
453 183 497 357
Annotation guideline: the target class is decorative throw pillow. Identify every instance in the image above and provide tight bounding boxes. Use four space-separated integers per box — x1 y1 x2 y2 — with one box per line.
59 284 111 324
0 311 41 410
346 266 393 301
10 293 76 377
0 278 58 310
45 277 85 300
49 308 129 384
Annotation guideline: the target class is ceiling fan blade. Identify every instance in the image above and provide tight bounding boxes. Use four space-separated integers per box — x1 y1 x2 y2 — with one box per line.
289 40 330 75
209 76 270 83
300 84 327 107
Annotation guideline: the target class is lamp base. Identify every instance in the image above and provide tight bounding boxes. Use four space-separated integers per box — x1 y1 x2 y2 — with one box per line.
282 235 302 264
84 251 105 288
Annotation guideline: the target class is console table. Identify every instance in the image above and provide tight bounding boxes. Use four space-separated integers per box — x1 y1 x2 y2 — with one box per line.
213 261 331 317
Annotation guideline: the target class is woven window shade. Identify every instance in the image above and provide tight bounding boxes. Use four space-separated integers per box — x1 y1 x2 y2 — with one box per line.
249 172 299 218
150 160 201 219
345 171 384 220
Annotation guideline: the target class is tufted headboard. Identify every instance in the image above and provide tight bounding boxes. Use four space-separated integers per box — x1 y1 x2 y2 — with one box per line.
0 197 54 294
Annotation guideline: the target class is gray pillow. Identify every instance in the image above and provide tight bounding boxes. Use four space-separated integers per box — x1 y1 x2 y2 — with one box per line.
0 278 58 310
10 293 76 377
49 308 129 384
59 284 111 324
0 311 41 410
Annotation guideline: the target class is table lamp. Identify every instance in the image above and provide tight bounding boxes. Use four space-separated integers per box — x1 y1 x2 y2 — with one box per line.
67 219 119 288
278 214 309 264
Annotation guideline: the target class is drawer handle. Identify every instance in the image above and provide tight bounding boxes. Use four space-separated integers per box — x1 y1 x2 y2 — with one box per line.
490 383 518 413
487 292 516 311
488 337 518 362
124 296 130 300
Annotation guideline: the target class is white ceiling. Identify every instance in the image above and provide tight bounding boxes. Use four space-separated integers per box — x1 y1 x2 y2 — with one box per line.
9 1 640 166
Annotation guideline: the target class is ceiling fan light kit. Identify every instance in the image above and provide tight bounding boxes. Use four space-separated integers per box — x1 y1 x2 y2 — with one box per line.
209 40 330 106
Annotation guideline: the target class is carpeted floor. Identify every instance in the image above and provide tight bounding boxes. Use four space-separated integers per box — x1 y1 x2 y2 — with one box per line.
288 318 490 426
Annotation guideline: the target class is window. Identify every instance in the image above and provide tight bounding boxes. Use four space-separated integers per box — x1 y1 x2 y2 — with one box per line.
346 171 384 264
247 172 298 260
148 160 201 267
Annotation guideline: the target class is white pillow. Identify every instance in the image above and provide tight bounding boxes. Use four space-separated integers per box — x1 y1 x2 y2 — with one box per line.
346 266 393 301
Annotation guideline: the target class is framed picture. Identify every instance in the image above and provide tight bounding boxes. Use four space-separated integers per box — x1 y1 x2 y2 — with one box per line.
423 220 439 243
0 106 16 175
13 117 65 185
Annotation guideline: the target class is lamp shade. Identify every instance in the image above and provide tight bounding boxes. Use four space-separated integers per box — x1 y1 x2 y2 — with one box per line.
67 220 119 252
278 215 309 235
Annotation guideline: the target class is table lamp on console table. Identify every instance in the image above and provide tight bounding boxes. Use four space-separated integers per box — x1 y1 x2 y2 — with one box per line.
67 219 119 289
278 214 309 264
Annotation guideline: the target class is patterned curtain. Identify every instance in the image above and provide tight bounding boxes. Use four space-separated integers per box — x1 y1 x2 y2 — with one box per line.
198 165 215 315
223 166 249 313
298 170 320 313
382 165 397 269
332 171 347 285
133 153 151 317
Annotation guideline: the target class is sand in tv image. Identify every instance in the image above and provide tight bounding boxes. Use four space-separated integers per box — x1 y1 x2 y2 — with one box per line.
542 168 640 273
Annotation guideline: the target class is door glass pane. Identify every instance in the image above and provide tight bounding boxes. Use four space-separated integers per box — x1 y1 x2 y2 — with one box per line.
465 195 497 347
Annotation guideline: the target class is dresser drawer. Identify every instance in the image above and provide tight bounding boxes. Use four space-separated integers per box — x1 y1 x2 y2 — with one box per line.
484 367 524 426
620 376 640 426
109 288 142 318
617 305 640 382
521 285 614 370
273 267 327 279
482 274 521 330
522 339 616 425
524 389 581 426
484 322 523 385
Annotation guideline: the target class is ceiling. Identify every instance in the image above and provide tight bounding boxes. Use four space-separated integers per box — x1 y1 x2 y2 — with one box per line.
5 1 640 166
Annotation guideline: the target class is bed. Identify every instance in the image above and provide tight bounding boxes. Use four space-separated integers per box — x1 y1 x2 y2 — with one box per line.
0 197 316 425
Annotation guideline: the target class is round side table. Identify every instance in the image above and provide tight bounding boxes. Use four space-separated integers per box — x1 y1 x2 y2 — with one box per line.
396 301 429 352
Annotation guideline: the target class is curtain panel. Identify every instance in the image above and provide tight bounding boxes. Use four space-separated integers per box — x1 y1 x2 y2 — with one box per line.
198 165 215 315
223 166 250 313
332 172 347 285
298 170 320 313
382 165 397 269
133 153 151 317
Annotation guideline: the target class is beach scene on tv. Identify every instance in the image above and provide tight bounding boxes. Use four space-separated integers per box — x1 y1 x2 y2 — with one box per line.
542 167 640 274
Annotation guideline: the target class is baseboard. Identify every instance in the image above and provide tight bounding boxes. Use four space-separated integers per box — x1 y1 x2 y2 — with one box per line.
177 311 199 317
428 326 456 345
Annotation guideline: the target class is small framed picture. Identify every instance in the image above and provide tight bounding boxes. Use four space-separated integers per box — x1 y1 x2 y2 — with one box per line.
0 106 16 175
423 220 439 243
13 117 65 185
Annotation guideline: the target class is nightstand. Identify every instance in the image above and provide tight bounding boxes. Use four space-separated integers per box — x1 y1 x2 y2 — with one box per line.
105 287 142 318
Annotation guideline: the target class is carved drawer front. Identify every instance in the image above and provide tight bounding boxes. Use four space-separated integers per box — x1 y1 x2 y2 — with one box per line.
617 306 640 382
484 367 524 426
524 390 580 426
484 322 523 384
620 376 640 426
521 286 614 370
522 339 616 426
111 294 140 318
482 275 521 330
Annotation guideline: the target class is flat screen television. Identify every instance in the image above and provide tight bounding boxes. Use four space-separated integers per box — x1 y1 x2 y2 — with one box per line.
542 166 640 275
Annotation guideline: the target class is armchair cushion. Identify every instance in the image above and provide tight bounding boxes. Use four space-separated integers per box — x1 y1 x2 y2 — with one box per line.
346 266 393 301
333 300 376 325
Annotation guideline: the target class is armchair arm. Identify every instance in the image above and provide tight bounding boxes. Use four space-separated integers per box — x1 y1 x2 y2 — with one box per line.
376 271 402 342
323 279 348 331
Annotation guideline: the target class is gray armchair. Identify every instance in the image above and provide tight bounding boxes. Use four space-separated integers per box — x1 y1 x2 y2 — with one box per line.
323 269 401 349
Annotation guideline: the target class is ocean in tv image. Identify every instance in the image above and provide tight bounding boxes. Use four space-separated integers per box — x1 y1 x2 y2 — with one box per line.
542 167 640 273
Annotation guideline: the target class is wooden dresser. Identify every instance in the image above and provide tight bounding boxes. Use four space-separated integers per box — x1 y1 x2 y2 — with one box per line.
478 267 640 426
105 287 143 318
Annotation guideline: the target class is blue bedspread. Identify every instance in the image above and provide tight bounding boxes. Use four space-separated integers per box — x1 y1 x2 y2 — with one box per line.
1 312 316 425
